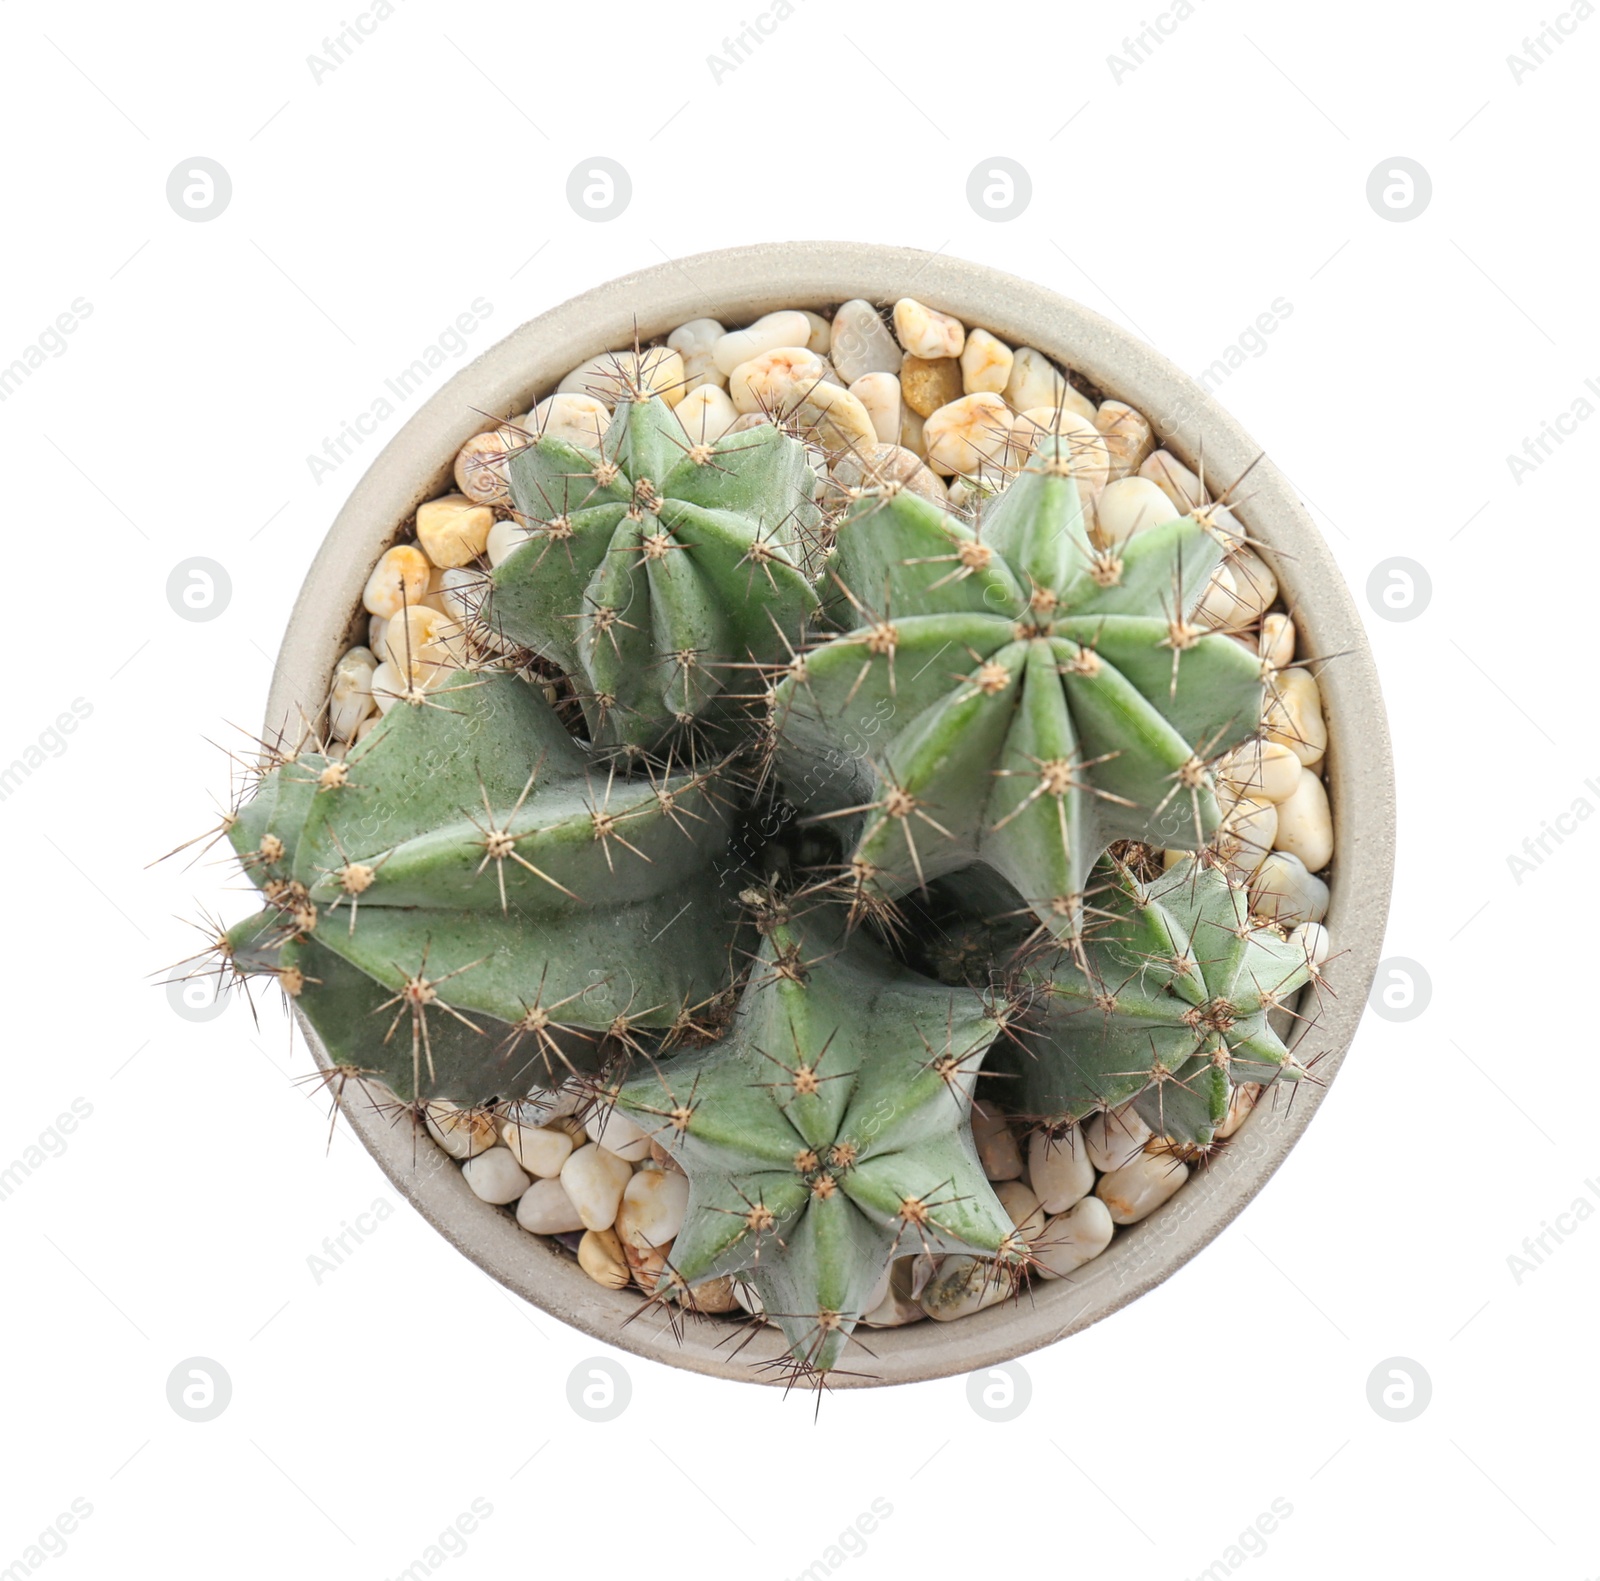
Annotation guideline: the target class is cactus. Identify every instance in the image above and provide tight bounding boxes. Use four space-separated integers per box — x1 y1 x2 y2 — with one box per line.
987 855 1318 1145
610 906 1028 1376
774 432 1263 950
188 326 1330 1388
221 668 746 1102
486 390 822 751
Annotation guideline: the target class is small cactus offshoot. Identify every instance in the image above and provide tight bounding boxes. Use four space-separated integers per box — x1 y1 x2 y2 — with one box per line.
611 909 1029 1375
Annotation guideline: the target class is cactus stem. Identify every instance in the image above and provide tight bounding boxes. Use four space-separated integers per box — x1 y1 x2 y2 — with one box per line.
372 944 487 1095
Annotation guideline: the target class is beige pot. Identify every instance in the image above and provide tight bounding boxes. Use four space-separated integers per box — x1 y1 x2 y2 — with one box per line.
262 243 1395 1388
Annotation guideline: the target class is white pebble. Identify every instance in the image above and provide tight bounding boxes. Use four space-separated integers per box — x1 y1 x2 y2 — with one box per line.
615 1169 690 1249
799 309 831 354
362 544 431 619
1027 1127 1096 1213
559 348 685 407
486 519 536 568
1219 738 1302 806
1095 400 1155 480
1084 1105 1151 1172
960 328 1013 395
972 1100 1024 1181
560 1143 632 1232
1260 612 1296 671
995 1180 1046 1242
1218 795 1278 883
830 442 949 508
531 392 611 449
829 300 902 383
1263 668 1328 768
369 660 404 713
1014 411 1112 506
1196 564 1238 630
924 393 1013 476
1274 768 1333 872
367 614 389 664
666 318 727 392
1221 547 1278 630
1096 1150 1188 1224
516 1176 585 1234
675 384 738 444
329 646 377 742
728 346 827 415
1250 851 1329 927
790 381 877 454
577 1227 630 1288
423 1101 496 1159
416 495 493 570
1291 921 1331 969
1094 476 1177 542
713 311 814 376
1215 1083 1261 1140
1140 449 1207 511
893 297 965 360
461 1146 531 1205
1033 1196 1115 1279
1004 348 1094 421
850 372 902 444
584 1105 652 1163
502 1120 574 1178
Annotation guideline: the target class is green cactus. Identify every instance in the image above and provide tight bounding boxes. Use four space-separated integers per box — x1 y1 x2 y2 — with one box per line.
222 668 746 1102
774 433 1263 949
610 907 1027 1375
486 391 822 751
987 854 1315 1144
188 330 1327 1388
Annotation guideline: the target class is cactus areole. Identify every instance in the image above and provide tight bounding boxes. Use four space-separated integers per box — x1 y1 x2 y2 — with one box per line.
201 357 1331 1386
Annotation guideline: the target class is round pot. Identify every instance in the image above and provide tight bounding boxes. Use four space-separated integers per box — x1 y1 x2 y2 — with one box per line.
262 242 1395 1388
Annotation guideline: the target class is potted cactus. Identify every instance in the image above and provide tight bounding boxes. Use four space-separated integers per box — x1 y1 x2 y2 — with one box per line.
185 244 1392 1389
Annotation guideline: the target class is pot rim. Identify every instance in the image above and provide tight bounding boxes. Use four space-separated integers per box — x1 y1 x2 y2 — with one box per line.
262 241 1395 1389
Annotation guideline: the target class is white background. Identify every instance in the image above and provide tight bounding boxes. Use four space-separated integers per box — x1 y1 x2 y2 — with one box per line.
2 0 1594 1575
